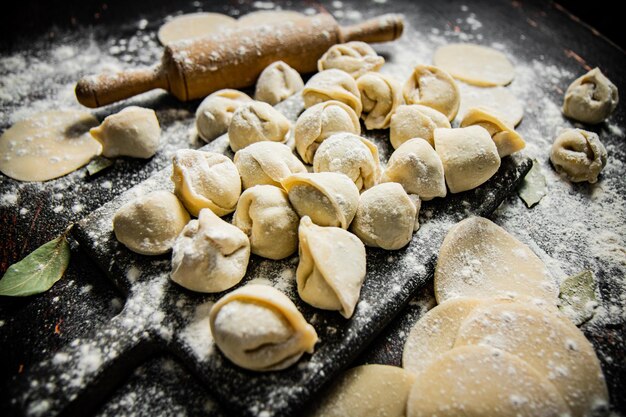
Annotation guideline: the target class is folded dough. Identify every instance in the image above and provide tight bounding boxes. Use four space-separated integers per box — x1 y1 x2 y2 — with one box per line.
563 67 618 124
403 65 460 121
382 138 447 200
317 41 385 79
195 89 252 142
171 149 241 217
209 284 318 371
171 208 250 292
234 141 307 190
460 107 525 157
232 185 299 260
228 101 291 152
390 104 450 149
296 216 366 318
282 172 359 229
113 190 190 255
294 100 361 164
254 60 304 105
313 133 381 192
356 72 403 130
302 69 362 117
550 128 607 183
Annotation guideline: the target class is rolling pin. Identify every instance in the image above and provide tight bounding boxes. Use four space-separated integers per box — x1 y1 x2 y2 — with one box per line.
75 13 404 107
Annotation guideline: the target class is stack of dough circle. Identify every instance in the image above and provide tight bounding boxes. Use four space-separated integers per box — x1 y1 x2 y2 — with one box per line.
460 107 525 157
562 67 618 124
254 60 304 105
317 41 385 79
228 101 291 152
390 104 450 149
157 13 237 45
302 69 362 116
550 128 607 183
402 65 460 121
433 43 515 87
356 72 402 130
195 89 252 143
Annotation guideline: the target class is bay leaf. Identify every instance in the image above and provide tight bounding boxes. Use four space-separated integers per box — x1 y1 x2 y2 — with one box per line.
86 156 113 176
518 159 547 208
558 269 598 326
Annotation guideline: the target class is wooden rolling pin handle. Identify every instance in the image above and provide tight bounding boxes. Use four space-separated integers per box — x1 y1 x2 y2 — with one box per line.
340 14 404 43
75 66 169 108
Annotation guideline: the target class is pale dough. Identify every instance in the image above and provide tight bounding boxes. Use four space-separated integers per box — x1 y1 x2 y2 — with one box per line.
228 101 291 152
302 69 362 117
457 82 524 126
550 128 607 184
433 43 515 87
0 110 101 182
402 65 460 121
460 107 525 157
238 10 306 27
195 89 252 143
317 41 385 79
254 60 304 105
158 13 237 45
390 104 450 149
562 67 619 124
356 72 402 130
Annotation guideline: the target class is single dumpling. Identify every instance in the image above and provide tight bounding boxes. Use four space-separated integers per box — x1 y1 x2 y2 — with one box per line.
356 72 403 130
550 128 607 183
434 126 501 193
234 141 307 190
390 104 451 149
460 107 525 157
294 100 361 164
170 208 250 292
90 106 160 158
313 133 381 192
228 101 291 152
317 41 385 78
563 67 619 124
382 138 447 200
350 183 420 250
302 69 362 116
403 65 460 121
195 89 252 142
254 60 304 105
171 149 241 217
209 284 318 371
282 172 360 229
232 185 300 260
113 190 190 255
296 216 366 318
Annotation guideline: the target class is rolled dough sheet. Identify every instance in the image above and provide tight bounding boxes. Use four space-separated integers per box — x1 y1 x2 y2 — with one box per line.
434 43 515 87
158 13 238 45
457 82 524 126
238 10 306 27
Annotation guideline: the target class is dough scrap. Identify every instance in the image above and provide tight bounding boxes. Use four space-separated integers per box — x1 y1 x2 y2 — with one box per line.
433 43 515 87
234 141 307 190
563 67 619 124
403 65 460 121
158 12 237 45
356 72 402 130
460 107 525 157
195 89 252 143
457 82 524 126
390 104 450 149
550 128 607 183
0 110 101 182
254 60 304 105
302 69 362 117
228 101 291 152
317 41 385 79
238 10 306 27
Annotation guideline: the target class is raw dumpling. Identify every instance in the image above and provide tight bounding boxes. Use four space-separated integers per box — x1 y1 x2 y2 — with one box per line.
294 100 361 164
113 190 190 255
356 72 403 130
282 172 360 229
403 65 460 121
254 60 304 105
90 106 160 158
313 133 381 192
434 126 500 193
390 104 450 149
172 149 241 217
209 284 318 371
228 101 291 152
296 216 366 318
232 185 300 260
234 141 307 190
433 43 515 87
302 69 362 116
460 107 525 157
350 183 420 250
563 67 618 124
317 41 385 79
171 208 250 292
195 89 252 142
550 128 607 183
382 138 447 200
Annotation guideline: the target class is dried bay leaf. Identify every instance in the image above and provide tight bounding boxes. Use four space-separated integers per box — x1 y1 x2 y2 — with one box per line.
86 156 113 176
558 269 598 326
518 159 546 208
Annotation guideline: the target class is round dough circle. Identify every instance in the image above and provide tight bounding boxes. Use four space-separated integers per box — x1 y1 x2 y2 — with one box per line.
238 10 306 27
0 110 101 182
457 82 524 126
158 13 237 45
434 43 515 87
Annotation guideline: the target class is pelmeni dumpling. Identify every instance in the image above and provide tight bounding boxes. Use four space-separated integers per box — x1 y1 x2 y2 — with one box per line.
90 106 160 158
195 89 252 142
234 141 307 190
403 65 460 121
382 139 447 200
317 41 385 79
563 67 619 124
228 101 291 152
172 149 241 217
254 61 304 105
434 126 501 193
460 107 525 157
297 216 366 318
209 284 318 371
170 208 250 292
313 133 381 192
390 104 450 149
282 172 360 229
302 69 362 116
113 190 190 255
350 183 419 250
550 128 607 183
356 72 403 130
294 100 361 164
232 185 299 260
